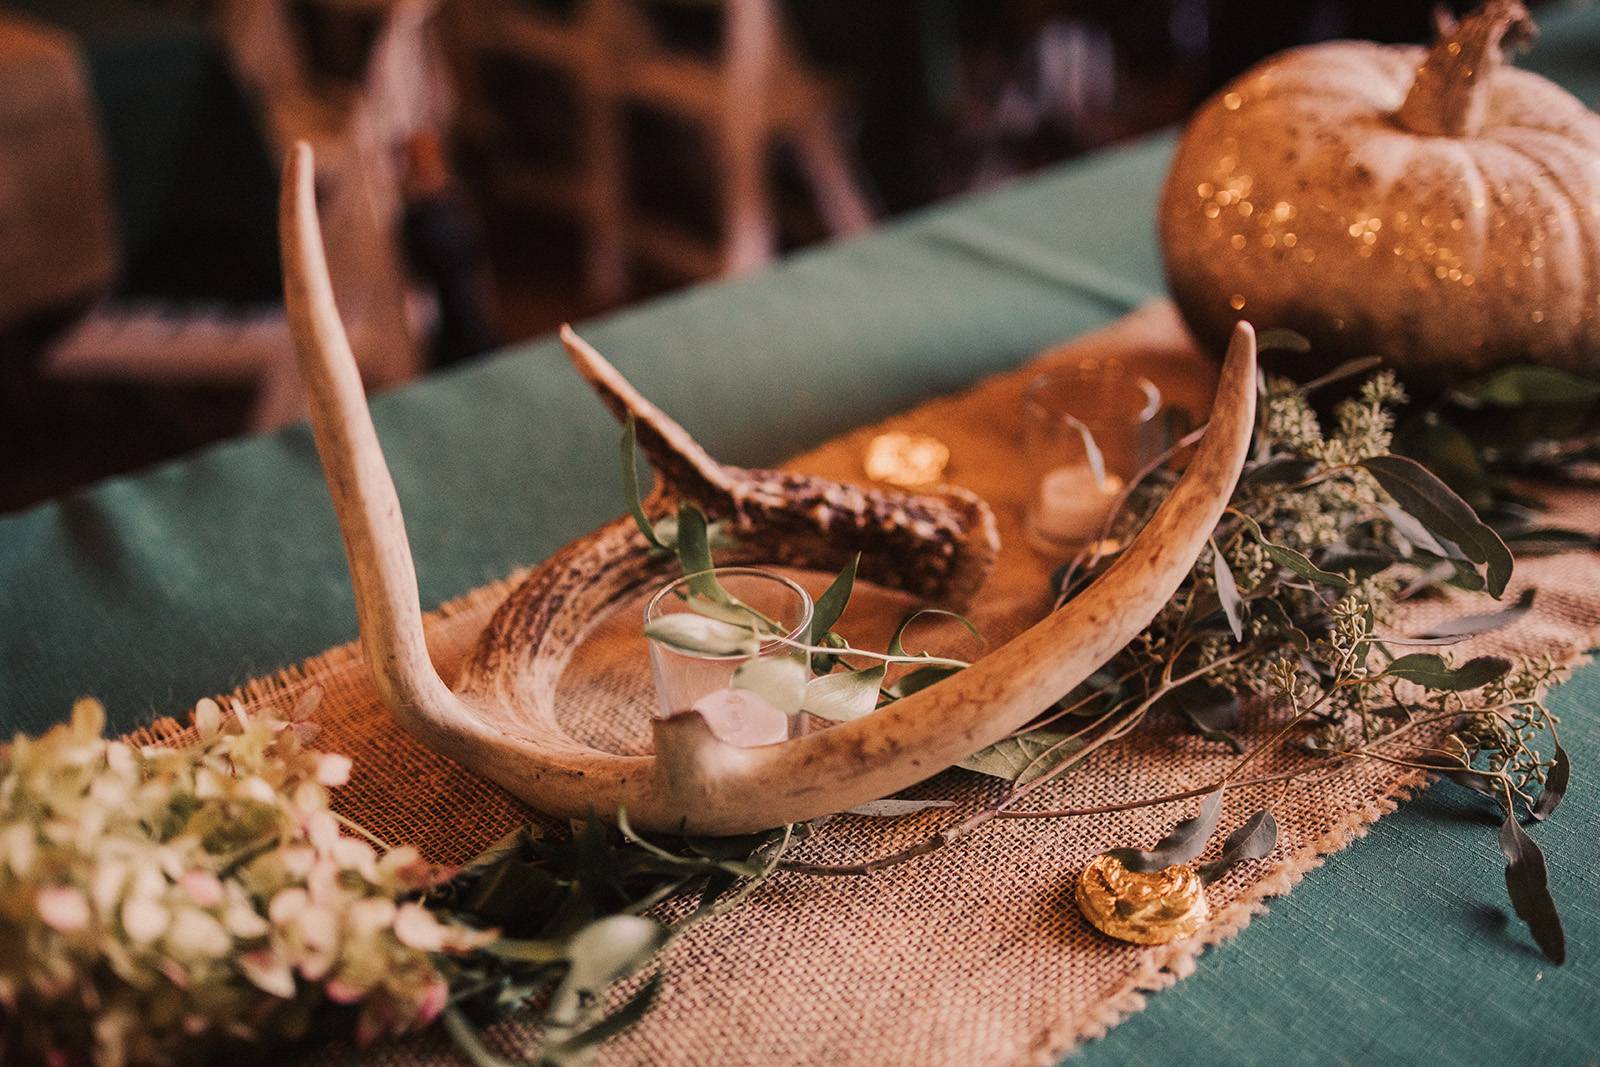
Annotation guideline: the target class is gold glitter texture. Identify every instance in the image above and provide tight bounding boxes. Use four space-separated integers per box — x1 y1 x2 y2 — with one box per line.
863 432 951 488
1158 2 1600 379
1076 853 1210 945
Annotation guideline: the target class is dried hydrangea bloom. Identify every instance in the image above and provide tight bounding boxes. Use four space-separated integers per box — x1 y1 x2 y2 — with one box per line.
0 695 492 1067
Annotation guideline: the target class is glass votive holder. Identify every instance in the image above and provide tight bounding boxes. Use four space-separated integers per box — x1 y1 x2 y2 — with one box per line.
1023 358 1162 557
644 567 814 745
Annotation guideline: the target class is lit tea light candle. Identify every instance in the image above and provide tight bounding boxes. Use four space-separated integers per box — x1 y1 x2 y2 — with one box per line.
687 688 791 747
1030 466 1124 545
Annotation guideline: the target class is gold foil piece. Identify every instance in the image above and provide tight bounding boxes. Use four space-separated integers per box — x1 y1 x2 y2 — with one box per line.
863 432 950 488
1076 852 1210 945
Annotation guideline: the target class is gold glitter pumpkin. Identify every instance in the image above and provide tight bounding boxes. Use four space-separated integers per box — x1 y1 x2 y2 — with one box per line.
1160 1 1600 380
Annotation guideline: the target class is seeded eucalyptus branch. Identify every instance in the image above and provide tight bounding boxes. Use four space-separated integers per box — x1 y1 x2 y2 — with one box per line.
623 372 1573 963
1028 361 1569 962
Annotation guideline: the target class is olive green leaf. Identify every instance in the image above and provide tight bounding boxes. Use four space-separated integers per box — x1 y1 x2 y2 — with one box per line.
1361 454 1513 597
620 416 667 550
1105 787 1225 873
1499 815 1565 965
1381 653 1511 691
802 664 886 722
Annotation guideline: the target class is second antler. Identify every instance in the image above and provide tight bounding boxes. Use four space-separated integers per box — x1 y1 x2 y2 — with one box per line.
281 141 1259 835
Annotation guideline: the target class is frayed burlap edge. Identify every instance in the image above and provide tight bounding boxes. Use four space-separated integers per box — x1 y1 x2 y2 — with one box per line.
1028 768 1429 1063
1035 637 1595 1064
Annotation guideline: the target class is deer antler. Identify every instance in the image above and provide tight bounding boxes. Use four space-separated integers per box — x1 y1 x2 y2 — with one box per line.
282 141 1258 835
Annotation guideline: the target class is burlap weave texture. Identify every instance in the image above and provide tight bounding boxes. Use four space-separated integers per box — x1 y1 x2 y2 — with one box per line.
147 304 1600 1066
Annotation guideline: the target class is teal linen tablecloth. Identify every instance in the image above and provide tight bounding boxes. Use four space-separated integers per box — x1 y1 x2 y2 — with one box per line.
3 9 1599 1064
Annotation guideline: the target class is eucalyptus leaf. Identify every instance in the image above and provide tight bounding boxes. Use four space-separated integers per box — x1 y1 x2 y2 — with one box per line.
845 799 956 817
1531 745 1570 821
1453 364 1600 408
620 417 667 550
1168 684 1243 753
1255 328 1313 353
1380 503 1452 559
959 729 1081 784
1197 809 1278 884
1409 415 1493 506
1243 456 1317 486
1382 653 1511 691
810 554 859 645
1498 815 1566 965
444 1007 522 1067
1252 597 1310 651
573 814 629 913
802 664 886 722
543 974 664 1063
644 613 758 657
549 915 670 1022
1361 455 1513 597
1414 589 1536 642
482 937 568 965
1500 526 1600 556
615 809 766 878
1238 514 1352 588
1211 543 1244 642
1315 545 1394 579
1105 788 1225 873
1291 355 1384 394
1411 751 1497 796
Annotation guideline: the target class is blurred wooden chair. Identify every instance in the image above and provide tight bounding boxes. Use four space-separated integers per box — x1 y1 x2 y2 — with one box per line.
44 0 449 430
451 0 874 302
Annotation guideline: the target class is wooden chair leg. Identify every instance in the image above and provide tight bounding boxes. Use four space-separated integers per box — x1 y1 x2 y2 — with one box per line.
719 0 778 275
584 85 630 302
791 113 875 238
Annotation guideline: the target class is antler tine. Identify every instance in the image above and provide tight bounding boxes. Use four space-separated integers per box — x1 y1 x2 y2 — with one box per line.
561 324 736 502
279 142 480 746
283 141 1257 836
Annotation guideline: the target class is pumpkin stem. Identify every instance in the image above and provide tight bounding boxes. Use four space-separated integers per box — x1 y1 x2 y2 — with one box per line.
1396 0 1536 137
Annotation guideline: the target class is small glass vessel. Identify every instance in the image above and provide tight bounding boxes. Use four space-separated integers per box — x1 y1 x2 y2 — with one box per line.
644 567 814 742
1022 358 1162 557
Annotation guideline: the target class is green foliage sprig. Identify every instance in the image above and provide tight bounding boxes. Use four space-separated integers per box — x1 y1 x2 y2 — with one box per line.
1030 365 1570 962
744 364 1572 964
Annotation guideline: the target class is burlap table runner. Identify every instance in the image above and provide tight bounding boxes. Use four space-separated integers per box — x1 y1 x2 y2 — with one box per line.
142 303 1600 1065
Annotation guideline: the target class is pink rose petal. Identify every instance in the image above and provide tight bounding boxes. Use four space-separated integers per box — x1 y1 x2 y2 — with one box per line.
688 688 790 747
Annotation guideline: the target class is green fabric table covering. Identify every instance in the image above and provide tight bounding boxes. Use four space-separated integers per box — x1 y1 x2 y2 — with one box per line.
4 9 1600 1064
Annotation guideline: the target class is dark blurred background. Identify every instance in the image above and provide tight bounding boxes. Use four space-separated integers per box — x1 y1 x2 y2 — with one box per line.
0 0 1555 511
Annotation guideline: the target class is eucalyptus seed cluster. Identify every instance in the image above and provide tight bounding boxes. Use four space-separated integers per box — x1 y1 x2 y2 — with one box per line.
1065 365 1561 804
1456 655 1568 806
0 695 493 1067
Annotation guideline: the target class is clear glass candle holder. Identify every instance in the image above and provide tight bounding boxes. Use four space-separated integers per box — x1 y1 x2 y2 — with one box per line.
1023 358 1162 557
644 567 814 742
